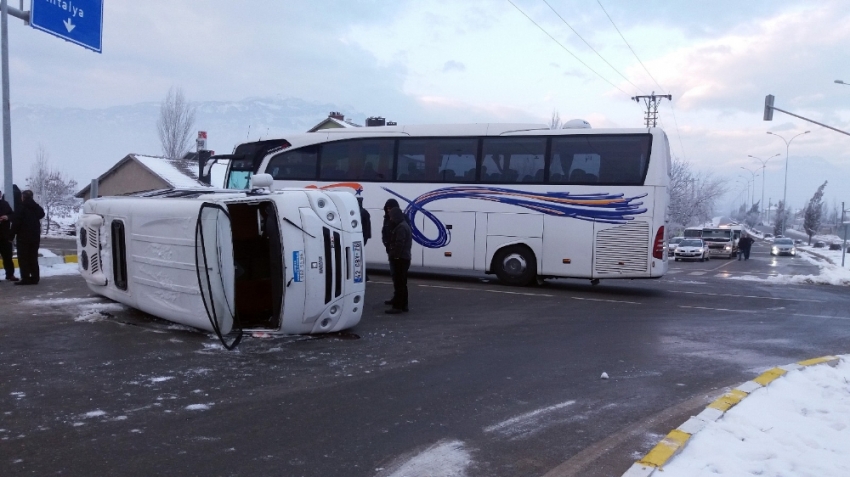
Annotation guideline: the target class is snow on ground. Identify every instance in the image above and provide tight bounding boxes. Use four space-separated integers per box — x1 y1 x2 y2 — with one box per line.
483 400 576 439
654 356 850 477
379 440 471 477
800 245 850 270
11 262 81 278
730 249 850 286
38 248 57 258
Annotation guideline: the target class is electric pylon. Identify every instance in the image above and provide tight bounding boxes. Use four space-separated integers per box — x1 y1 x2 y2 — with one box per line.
632 92 672 128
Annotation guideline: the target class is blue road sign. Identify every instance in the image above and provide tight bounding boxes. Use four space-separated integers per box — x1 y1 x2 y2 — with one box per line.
31 0 104 53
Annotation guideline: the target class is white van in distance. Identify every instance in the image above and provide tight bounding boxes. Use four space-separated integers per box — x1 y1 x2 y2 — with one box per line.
76 175 365 349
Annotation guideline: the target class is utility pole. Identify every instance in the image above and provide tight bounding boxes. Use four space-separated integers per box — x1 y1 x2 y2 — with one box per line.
632 92 672 128
842 201 847 268
1 0 30 210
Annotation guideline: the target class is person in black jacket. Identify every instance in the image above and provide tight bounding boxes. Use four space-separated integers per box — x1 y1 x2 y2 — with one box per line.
381 199 400 302
738 233 755 261
357 197 372 281
0 191 17 281
13 190 45 285
385 206 412 314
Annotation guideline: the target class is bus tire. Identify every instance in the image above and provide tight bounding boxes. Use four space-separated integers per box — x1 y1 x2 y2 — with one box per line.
493 245 537 286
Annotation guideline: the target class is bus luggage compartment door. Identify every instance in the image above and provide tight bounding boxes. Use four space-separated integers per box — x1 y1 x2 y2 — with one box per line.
422 211 475 269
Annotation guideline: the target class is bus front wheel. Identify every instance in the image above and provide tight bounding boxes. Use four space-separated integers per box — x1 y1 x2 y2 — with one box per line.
493 245 537 286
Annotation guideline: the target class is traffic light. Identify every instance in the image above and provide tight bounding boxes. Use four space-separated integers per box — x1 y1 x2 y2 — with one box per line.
763 95 775 121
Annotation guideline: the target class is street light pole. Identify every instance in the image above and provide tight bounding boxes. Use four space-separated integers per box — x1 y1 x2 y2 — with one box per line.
740 166 759 212
767 130 810 234
749 153 780 224
737 175 755 212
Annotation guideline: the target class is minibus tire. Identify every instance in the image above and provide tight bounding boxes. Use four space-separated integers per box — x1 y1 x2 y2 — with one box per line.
493 245 537 286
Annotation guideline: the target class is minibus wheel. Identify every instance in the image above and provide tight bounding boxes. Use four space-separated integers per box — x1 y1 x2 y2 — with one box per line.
493 245 537 286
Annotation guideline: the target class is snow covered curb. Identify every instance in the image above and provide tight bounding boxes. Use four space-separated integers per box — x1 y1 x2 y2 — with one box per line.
728 250 850 286
621 355 843 477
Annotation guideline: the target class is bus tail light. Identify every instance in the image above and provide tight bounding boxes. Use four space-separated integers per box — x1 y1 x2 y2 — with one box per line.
652 226 665 260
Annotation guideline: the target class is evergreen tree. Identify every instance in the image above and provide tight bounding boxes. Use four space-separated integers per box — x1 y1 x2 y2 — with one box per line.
803 181 827 245
773 200 791 236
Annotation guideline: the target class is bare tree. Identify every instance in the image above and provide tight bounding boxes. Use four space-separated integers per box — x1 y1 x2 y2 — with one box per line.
549 110 561 130
157 87 196 160
25 146 80 235
667 157 727 233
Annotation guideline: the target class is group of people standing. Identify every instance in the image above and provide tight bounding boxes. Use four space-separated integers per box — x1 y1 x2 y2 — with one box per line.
0 189 46 285
737 233 755 261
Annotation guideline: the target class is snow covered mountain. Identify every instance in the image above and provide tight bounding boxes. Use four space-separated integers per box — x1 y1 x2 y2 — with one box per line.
8 97 367 189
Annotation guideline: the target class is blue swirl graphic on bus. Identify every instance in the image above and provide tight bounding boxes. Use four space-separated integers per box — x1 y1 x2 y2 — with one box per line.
383 186 648 249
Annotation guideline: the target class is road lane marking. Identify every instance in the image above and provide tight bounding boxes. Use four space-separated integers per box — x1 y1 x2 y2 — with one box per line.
417 284 555 297
688 271 706 276
571 297 641 305
668 290 822 302
679 305 758 313
484 400 576 435
792 313 850 321
709 259 735 271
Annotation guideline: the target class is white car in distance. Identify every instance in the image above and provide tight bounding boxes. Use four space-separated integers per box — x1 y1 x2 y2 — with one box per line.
668 236 684 256
771 238 797 256
674 238 710 262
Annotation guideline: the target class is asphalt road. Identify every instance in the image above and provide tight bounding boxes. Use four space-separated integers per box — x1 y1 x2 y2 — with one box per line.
2 239 849 477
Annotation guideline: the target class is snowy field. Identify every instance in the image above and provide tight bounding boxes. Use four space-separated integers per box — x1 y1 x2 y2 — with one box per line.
644 356 850 477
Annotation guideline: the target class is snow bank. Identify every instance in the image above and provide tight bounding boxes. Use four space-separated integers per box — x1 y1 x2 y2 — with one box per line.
730 250 850 286
658 357 850 477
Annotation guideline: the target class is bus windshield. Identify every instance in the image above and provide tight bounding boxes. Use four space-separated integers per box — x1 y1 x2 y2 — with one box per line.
227 157 254 189
226 139 292 190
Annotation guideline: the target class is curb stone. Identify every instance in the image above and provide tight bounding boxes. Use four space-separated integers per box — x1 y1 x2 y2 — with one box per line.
0 254 78 269
620 355 842 477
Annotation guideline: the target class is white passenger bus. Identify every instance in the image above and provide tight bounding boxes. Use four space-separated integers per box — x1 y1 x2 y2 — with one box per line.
76 177 365 349
219 123 671 285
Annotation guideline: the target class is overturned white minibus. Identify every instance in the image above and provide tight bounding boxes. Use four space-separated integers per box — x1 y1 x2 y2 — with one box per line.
76 175 365 349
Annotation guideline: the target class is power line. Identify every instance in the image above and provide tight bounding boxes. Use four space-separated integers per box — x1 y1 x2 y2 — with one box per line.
542 0 644 95
506 0 629 96
596 0 688 160
596 0 666 93
666 100 688 161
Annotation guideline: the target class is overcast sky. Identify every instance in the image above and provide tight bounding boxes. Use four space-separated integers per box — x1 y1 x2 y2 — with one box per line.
3 0 849 211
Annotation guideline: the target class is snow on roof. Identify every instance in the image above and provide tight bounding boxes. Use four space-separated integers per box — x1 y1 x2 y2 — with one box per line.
133 155 208 189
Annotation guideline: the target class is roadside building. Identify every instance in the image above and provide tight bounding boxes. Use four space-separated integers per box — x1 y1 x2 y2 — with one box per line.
307 112 362 132
76 154 211 200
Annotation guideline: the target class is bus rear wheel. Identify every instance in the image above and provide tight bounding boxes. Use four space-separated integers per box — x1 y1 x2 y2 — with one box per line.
493 245 537 286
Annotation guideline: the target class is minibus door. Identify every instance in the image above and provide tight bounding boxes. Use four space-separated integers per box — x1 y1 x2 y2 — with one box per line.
195 203 241 349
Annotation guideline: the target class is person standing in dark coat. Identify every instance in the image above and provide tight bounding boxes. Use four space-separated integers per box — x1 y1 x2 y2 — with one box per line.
12 190 45 285
381 198 400 304
0 191 18 281
357 197 372 245
385 206 412 314
357 197 372 281
738 233 755 261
